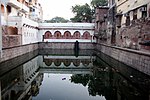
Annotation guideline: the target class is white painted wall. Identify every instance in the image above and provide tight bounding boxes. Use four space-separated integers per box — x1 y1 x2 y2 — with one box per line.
22 26 38 44
38 23 95 42
21 17 39 44
39 23 95 30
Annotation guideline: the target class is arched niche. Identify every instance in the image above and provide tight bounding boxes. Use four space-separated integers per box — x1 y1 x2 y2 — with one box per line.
82 31 91 39
54 31 62 39
73 31 81 39
54 59 61 66
73 59 80 67
7 26 18 35
64 31 71 39
44 31 52 39
44 59 52 66
63 59 71 67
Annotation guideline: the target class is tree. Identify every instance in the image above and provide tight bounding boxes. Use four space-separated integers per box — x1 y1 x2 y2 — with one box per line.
91 0 108 8
70 3 92 23
45 16 69 23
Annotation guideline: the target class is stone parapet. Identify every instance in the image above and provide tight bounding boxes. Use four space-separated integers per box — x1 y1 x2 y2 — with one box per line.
96 43 150 76
38 42 94 50
0 42 94 63
0 43 38 63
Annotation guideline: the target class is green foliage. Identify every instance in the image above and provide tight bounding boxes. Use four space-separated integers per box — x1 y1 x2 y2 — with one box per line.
70 0 108 22
45 16 69 23
70 3 92 23
91 0 108 8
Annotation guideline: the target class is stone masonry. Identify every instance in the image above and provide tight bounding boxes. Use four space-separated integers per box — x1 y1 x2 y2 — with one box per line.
0 43 38 63
116 18 150 52
96 43 150 76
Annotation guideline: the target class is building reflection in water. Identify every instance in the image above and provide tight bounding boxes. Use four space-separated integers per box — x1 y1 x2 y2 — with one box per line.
0 50 150 100
0 56 41 100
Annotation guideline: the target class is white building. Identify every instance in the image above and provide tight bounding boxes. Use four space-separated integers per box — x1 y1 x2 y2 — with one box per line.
1 0 95 48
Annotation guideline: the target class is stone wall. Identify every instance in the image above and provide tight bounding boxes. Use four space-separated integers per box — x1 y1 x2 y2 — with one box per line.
0 42 93 63
0 50 38 76
95 43 150 76
0 43 38 63
38 42 94 50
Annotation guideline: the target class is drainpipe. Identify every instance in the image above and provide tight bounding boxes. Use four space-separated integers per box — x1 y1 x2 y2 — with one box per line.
0 0 2 58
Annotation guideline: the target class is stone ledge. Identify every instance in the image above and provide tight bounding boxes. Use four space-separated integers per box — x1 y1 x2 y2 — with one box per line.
97 43 150 57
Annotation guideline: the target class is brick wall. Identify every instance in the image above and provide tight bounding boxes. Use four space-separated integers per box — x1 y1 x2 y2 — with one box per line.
96 43 150 76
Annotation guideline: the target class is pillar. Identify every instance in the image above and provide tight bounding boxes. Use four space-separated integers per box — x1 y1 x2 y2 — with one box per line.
0 0 2 58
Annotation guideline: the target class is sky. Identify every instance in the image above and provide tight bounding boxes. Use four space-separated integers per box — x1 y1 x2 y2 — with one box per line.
39 0 91 20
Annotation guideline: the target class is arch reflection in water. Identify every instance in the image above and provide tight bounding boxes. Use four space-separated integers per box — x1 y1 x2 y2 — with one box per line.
42 55 94 68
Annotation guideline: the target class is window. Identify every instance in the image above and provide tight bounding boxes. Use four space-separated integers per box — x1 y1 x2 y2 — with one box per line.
124 12 130 26
116 14 122 28
140 6 147 18
126 16 130 26
133 9 137 20
7 5 11 13
142 11 147 18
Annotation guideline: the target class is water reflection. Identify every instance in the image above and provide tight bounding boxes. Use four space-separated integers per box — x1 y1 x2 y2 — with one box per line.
0 50 150 100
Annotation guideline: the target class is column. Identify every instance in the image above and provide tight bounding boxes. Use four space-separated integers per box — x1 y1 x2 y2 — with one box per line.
0 0 2 58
